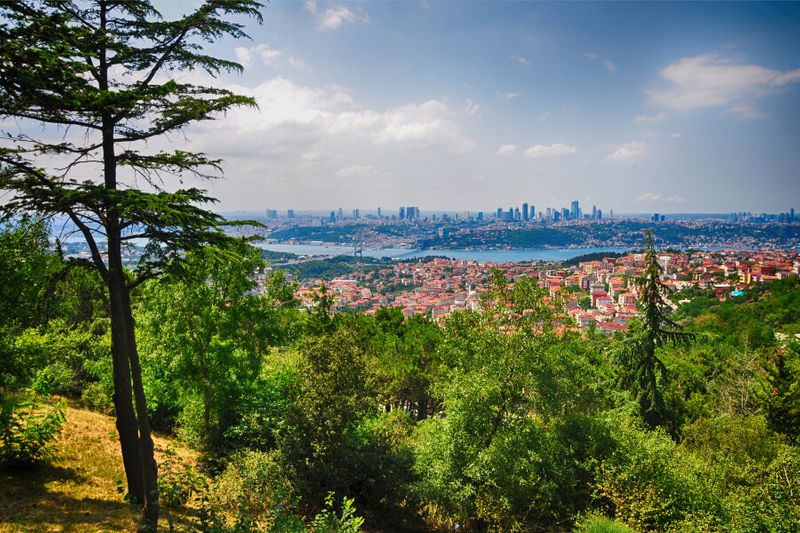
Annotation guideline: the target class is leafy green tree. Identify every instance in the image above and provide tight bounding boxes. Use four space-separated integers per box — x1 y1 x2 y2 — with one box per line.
0 1 262 526
137 242 269 452
617 231 691 430
0 217 62 331
413 271 607 530
277 321 379 512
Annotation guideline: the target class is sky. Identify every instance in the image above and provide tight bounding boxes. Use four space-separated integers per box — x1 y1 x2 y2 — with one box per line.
155 1 800 214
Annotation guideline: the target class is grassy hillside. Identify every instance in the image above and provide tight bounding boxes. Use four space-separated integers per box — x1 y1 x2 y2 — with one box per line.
0 402 197 532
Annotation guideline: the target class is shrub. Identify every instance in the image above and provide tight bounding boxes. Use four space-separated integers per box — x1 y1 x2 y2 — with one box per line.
212 450 295 521
575 513 637 533
0 396 66 468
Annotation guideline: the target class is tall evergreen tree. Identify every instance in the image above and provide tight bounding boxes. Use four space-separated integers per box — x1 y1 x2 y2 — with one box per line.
0 1 262 528
618 231 691 429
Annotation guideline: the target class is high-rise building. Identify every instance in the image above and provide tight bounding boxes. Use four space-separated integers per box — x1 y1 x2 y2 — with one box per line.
530 205 535 220
477 211 484 221
399 207 406 220
561 207 570 220
592 205 597 220
338 207 343 220
597 210 602 220
377 207 382 218
265 209 278 219
571 200 580 219
522 203 529 221
329 211 336 223
496 207 503 219
287 209 295 218
352 208 360 219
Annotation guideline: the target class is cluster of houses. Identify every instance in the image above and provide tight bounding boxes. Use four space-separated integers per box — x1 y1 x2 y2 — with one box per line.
290 250 800 332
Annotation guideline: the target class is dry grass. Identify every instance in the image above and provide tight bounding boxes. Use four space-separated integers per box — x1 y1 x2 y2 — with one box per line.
0 401 199 532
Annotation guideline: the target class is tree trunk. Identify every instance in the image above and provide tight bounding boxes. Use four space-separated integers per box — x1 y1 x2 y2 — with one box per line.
107 269 146 504
122 282 160 530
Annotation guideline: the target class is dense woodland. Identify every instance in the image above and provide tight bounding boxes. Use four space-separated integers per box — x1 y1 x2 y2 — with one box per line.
1 217 799 532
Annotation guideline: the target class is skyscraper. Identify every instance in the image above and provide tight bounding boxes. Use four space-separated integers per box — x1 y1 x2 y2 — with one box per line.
377 207 382 218
399 206 406 220
522 202 529 221
352 208 360 219
571 200 580 219
287 209 295 218
496 207 503 219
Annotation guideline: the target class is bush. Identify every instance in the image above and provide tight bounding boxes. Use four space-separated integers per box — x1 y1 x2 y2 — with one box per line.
575 513 637 533
0 396 66 469
212 450 295 521
594 414 719 531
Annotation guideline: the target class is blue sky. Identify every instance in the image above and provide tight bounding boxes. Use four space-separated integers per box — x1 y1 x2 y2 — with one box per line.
160 1 800 214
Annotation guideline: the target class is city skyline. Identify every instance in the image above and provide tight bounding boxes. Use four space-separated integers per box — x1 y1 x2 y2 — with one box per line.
150 1 800 214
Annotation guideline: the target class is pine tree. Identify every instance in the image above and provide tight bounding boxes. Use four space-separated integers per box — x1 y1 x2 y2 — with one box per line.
0 1 262 528
618 231 691 429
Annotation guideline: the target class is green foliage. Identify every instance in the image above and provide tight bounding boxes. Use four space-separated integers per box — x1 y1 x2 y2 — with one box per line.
766 343 800 443
310 493 365 533
595 415 720 531
212 450 294 521
411 273 610 530
276 322 379 509
0 217 61 330
575 514 637 533
137 242 275 449
0 396 66 469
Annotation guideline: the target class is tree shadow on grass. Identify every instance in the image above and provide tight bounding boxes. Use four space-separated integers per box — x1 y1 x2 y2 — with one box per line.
1 463 202 531
0 463 137 531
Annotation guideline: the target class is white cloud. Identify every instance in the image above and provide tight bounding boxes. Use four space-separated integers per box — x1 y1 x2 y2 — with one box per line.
304 0 317 14
235 44 284 69
670 133 683 139
315 5 368 31
511 55 530 66
647 54 800 116
463 98 481 116
633 112 668 124
585 52 616 72
495 144 517 156
636 193 685 203
524 143 577 159
500 91 520 100
606 141 647 166
335 165 375 177
189 76 471 155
